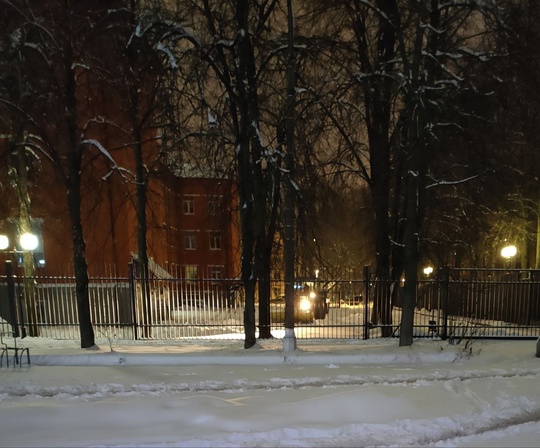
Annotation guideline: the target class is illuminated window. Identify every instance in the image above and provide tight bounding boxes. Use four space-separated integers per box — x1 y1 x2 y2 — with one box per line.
184 265 198 280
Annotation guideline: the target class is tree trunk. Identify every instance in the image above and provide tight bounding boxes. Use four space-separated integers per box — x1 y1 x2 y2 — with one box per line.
399 159 420 347
399 92 428 346
68 175 95 349
258 164 281 339
14 141 39 337
62 4 94 348
370 157 392 333
536 194 540 269
257 245 273 339
349 0 397 335
398 0 431 346
283 0 297 352
235 0 270 348
126 1 152 338
134 137 152 338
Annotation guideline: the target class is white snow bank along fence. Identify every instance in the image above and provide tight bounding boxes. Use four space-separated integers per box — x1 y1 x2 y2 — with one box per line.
0 266 539 341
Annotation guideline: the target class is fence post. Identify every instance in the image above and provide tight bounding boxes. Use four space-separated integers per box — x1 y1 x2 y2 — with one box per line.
5 260 19 338
528 270 539 326
439 266 450 340
363 265 370 340
128 262 138 340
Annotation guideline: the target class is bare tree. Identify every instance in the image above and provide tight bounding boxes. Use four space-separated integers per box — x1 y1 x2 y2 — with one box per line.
0 0 198 347
0 16 40 335
99 1 197 337
394 1 504 345
485 0 540 268
0 0 110 347
180 0 291 347
297 0 506 345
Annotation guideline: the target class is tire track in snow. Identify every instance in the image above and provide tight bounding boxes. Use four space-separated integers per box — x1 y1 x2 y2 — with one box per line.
0 366 538 401
429 407 540 447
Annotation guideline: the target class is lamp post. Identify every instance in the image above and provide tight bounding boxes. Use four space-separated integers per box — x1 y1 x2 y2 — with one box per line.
501 245 517 268
0 232 39 338
500 244 517 325
0 235 18 337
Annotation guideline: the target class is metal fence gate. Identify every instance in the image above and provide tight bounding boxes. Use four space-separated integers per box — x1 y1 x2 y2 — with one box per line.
1 266 540 341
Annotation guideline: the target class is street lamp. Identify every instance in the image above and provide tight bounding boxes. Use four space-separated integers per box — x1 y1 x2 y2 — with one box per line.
19 233 39 252
0 233 40 254
501 245 517 263
0 235 9 250
501 244 517 272
0 232 44 267
0 232 40 338
423 266 434 276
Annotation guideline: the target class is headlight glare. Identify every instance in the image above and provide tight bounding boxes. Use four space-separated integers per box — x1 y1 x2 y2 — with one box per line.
299 298 311 311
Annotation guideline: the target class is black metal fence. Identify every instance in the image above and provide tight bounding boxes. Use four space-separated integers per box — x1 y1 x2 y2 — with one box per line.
1 266 539 341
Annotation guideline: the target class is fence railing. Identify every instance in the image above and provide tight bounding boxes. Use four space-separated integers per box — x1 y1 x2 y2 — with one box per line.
1 266 539 341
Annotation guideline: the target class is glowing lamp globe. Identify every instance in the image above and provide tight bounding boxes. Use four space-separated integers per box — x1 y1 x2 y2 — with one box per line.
19 233 39 251
0 235 9 250
500 245 517 260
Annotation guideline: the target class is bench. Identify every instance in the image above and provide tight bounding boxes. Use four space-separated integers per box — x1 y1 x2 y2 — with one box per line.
0 332 30 368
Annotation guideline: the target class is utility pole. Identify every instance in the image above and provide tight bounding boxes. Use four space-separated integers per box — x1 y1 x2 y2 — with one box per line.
283 0 297 351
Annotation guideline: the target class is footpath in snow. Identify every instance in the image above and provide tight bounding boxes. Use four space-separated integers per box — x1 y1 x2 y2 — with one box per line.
0 337 539 447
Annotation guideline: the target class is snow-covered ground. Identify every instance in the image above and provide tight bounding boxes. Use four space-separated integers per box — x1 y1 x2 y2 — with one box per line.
1 335 539 447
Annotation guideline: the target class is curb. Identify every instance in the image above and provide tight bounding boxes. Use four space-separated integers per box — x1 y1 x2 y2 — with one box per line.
31 350 461 366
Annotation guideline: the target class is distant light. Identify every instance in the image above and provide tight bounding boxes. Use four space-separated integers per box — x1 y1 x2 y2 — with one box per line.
0 235 9 250
19 233 39 251
38 259 46 267
501 245 517 260
423 266 434 276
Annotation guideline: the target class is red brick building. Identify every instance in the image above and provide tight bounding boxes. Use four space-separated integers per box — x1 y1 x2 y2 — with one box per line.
0 157 241 280
0 3 241 281
158 173 240 281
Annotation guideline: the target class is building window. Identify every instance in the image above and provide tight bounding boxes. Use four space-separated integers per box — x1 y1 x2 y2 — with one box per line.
208 197 220 216
184 265 198 280
184 234 196 250
209 233 221 250
210 265 223 280
183 198 194 215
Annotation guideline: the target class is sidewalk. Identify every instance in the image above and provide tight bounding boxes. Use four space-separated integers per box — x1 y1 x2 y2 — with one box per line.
2 338 539 448
18 336 463 366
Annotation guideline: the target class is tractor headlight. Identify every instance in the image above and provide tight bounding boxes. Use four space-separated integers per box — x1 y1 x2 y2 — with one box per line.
299 298 312 312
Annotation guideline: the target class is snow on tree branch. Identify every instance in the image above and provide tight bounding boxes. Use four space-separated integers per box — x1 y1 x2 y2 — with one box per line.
82 139 116 166
82 138 131 182
156 41 178 69
426 175 479 189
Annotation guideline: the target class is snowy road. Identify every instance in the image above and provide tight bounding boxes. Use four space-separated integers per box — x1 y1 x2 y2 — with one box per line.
0 339 539 447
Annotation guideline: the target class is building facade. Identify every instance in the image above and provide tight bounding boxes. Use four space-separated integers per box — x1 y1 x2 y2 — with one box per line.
0 158 241 280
